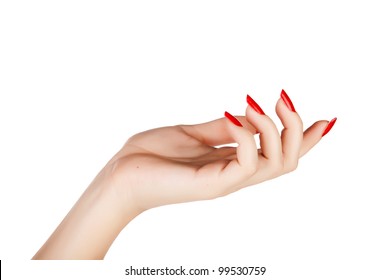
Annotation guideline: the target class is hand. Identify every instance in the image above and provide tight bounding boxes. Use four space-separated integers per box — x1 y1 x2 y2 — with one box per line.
33 90 336 259
107 91 336 212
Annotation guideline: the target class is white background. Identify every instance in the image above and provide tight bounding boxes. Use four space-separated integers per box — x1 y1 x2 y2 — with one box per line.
1 0 389 279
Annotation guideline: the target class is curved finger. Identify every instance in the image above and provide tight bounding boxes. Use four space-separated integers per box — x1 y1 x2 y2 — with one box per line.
275 95 303 172
245 95 282 163
218 112 258 187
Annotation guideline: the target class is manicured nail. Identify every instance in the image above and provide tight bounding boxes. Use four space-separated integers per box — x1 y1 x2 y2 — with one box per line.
322 117 337 137
280 89 296 112
224 111 243 127
246 94 265 115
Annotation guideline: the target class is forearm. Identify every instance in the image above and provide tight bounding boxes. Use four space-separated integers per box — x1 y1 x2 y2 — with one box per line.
32 169 140 260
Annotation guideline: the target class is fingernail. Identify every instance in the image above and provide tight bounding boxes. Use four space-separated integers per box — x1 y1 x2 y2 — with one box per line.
280 89 296 112
322 117 337 137
224 111 243 127
247 94 265 115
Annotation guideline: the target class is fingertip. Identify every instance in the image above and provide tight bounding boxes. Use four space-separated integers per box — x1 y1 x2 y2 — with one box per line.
280 89 297 112
276 97 303 131
321 117 337 137
246 94 265 115
224 111 243 127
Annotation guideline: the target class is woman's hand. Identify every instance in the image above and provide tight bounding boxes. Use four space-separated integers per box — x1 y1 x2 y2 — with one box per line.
33 90 336 259
107 91 336 212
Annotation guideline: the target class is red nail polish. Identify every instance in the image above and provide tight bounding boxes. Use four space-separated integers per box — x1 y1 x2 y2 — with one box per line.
280 89 296 112
224 111 243 127
322 117 337 137
247 94 265 115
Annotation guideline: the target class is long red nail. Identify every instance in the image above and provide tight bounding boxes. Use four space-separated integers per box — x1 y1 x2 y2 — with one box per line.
247 94 265 115
224 111 243 127
280 89 296 112
322 117 337 137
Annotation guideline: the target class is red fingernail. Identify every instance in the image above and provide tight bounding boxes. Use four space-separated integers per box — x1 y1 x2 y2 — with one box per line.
224 111 243 127
246 94 265 115
322 117 337 137
280 89 296 112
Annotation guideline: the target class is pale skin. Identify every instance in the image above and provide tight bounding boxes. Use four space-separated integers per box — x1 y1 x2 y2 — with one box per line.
32 95 335 260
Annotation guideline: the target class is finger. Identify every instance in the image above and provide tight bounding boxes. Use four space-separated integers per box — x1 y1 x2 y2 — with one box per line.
299 120 331 157
181 116 257 146
218 112 258 187
275 98 303 172
245 99 282 162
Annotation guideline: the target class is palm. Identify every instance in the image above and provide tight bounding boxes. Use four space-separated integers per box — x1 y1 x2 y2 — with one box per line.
112 122 244 209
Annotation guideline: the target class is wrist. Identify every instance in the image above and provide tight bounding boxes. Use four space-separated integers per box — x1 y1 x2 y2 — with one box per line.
33 167 142 259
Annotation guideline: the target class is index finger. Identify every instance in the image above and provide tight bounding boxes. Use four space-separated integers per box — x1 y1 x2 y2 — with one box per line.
180 116 257 147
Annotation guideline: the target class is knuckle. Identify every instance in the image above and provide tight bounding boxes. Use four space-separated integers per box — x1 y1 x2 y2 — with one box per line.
284 159 299 173
244 163 258 177
206 186 230 200
270 159 284 172
265 159 284 178
295 118 304 130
